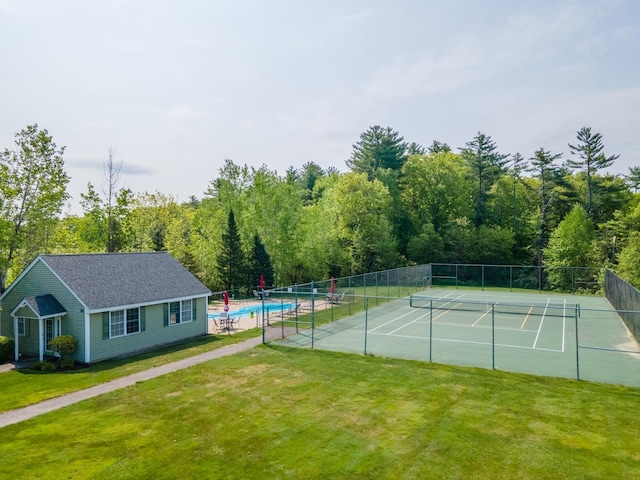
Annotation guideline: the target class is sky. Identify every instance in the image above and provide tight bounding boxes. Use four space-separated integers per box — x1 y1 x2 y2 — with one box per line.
1 0 639 214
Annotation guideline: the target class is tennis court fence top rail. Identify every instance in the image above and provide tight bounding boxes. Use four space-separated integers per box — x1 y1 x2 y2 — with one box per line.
409 295 579 318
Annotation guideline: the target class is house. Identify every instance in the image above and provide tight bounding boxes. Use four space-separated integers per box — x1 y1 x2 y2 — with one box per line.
0 252 211 364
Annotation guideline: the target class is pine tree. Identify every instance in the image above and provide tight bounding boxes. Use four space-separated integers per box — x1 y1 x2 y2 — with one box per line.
346 125 407 178
528 148 564 265
217 209 246 292
250 234 275 289
567 127 619 219
461 132 509 227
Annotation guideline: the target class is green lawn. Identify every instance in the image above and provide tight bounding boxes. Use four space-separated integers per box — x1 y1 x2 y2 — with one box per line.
0 329 261 413
1 345 639 479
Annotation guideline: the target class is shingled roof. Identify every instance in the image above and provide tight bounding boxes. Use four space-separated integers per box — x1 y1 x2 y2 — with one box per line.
40 252 211 311
17 294 67 318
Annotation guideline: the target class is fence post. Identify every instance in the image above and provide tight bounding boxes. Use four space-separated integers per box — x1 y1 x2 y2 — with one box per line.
311 281 315 349
575 306 580 381
364 296 369 355
538 266 542 292
491 304 495 370
429 300 433 363
295 283 299 333
510 266 513 291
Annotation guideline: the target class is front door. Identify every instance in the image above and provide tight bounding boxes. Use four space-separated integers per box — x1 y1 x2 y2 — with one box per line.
44 317 61 354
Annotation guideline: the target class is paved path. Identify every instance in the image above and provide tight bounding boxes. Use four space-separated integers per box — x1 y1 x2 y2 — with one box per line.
0 337 262 429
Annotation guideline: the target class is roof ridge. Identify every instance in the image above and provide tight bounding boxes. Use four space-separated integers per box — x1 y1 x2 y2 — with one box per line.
41 251 167 257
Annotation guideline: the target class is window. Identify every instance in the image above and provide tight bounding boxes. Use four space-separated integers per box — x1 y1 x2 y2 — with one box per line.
126 309 140 334
110 308 140 338
17 317 26 336
168 299 193 325
110 310 125 338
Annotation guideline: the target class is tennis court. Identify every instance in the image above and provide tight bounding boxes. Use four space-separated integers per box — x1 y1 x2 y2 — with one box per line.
272 289 640 387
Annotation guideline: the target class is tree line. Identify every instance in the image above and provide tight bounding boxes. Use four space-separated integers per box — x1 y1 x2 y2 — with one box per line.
2 123 639 295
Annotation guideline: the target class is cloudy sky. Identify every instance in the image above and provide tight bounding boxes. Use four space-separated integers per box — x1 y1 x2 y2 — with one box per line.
1 0 638 213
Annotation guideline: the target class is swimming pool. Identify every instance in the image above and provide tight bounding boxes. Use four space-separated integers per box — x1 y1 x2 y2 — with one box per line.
208 302 296 319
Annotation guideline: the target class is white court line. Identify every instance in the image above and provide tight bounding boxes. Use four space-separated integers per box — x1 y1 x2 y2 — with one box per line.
532 298 551 349
386 293 467 335
368 331 564 353
368 306 431 333
471 308 491 327
375 293 467 335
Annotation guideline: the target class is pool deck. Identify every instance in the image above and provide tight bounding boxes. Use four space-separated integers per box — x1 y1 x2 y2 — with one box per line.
207 298 333 334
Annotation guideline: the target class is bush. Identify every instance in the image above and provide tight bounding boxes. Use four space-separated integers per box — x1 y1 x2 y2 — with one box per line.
40 361 57 372
0 336 15 361
48 335 77 358
59 357 76 370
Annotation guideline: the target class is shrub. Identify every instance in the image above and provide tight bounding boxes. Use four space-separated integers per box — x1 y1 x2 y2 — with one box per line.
59 357 76 370
0 336 15 361
48 335 77 359
40 361 57 372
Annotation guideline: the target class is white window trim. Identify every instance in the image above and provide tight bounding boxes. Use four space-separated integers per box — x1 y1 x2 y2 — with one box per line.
169 299 193 326
110 308 140 338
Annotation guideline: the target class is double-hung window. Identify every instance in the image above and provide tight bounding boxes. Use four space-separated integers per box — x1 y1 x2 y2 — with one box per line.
126 308 140 334
168 299 193 325
110 308 140 338
17 317 26 336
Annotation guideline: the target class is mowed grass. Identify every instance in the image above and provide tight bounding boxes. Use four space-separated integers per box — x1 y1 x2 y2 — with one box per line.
1 345 639 479
0 329 261 413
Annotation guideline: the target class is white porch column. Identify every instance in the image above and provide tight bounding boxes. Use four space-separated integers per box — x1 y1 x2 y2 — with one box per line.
13 316 19 361
84 311 91 363
38 317 44 361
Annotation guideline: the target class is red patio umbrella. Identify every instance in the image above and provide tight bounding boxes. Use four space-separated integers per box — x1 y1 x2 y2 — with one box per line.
330 277 335 293
259 274 265 290
223 291 229 312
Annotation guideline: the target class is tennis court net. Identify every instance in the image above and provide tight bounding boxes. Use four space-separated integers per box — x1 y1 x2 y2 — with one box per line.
409 295 579 318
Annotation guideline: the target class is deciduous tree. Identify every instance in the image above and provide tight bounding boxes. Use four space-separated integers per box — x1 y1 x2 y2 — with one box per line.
0 125 70 292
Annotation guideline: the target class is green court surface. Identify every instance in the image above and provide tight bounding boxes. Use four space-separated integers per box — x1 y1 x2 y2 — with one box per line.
273 289 640 387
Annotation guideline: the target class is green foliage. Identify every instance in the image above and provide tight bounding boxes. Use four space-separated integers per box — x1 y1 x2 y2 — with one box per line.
616 232 640 288
461 132 509 227
0 336 15 360
295 161 326 205
250 234 274 289
59 357 76 369
331 173 401 273
40 361 57 372
567 126 619 219
0 124 70 292
475 225 515 265
217 209 246 291
2 124 639 294
48 335 77 358
400 152 472 234
346 125 407 177
544 205 595 290
406 223 444 264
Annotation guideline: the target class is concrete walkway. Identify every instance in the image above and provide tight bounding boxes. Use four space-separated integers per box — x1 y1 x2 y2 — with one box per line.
0 336 263 429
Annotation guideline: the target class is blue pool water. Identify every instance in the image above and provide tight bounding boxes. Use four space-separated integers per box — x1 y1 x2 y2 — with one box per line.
208 302 296 319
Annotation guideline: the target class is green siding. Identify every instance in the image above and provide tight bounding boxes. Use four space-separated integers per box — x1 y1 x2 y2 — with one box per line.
89 297 207 362
0 260 86 362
